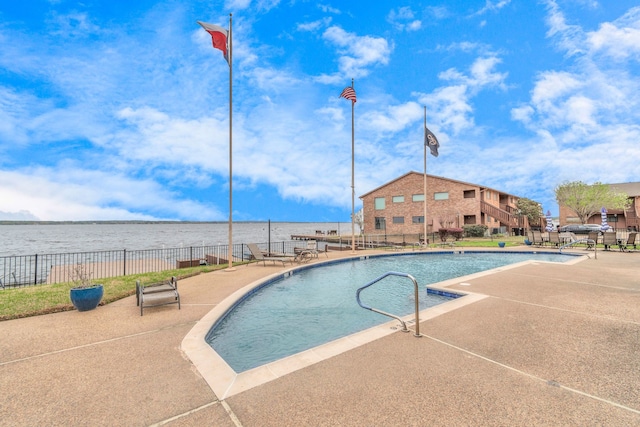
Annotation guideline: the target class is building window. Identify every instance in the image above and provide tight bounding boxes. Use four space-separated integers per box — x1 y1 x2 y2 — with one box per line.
375 217 386 230
374 197 385 210
434 192 449 200
412 194 425 202
463 190 476 199
392 195 404 203
607 214 618 223
392 216 404 224
412 216 424 224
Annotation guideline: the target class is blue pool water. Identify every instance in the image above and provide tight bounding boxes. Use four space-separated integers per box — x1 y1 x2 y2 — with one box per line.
206 251 575 372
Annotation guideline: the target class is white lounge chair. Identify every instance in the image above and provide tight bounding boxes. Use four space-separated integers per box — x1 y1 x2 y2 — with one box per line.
247 243 291 266
531 230 544 246
602 232 618 251
619 232 637 252
547 231 561 247
586 232 599 250
305 240 328 258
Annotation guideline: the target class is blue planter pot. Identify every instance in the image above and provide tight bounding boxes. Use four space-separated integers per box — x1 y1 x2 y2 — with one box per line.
498 242 506 248
70 285 104 312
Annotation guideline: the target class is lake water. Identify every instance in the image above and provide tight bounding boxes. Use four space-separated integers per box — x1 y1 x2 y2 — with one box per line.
0 222 355 256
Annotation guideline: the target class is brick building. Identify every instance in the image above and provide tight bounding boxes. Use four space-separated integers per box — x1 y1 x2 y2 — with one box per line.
359 172 530 236
558 182 640 231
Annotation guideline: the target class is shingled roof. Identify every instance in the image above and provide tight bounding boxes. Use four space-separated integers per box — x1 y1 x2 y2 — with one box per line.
608 182 640 197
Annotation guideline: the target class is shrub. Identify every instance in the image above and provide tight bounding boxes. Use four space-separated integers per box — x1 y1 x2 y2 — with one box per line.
448 228 464 240
463 224 488 238
438 228 464 241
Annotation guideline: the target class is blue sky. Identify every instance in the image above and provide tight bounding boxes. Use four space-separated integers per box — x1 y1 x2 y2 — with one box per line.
1 0 639 221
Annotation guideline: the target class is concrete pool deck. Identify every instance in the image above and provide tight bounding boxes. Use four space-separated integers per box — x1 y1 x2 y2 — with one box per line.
1 246 639 426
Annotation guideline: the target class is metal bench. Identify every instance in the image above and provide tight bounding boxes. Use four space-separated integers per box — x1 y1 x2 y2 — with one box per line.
136 276 180 316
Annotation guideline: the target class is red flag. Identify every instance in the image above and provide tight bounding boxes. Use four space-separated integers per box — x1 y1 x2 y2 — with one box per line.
340 87 357 103
197 21 229 64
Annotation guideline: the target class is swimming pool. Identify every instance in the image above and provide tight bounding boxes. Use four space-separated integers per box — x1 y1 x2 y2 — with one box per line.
206 251 575 373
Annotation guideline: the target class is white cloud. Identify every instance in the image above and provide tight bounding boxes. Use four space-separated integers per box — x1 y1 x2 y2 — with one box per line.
530 71 582 105
359 102 422 133
317 4 341 14
113 107 229 174
514 3 640 147
564 95 596 127
0 168 220 221
544 0 587 56
0 210 39 221
297 18 332 32
586 7 640 60
469 56 508 89
426 55 507 135
224 0 255 11
3 0 639 223
247 67 305 92
46 11 100 37
427 6 450 20
387 7 422 32
424 85 474 134
439 56 507 91
471 0 511 17
510 104 534 125
321 26 391 78
407 20 422 31
497 1 640 205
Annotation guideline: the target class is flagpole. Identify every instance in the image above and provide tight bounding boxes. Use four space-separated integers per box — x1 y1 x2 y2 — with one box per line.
350 78 356 254
423 106 428 249
226 13 235 271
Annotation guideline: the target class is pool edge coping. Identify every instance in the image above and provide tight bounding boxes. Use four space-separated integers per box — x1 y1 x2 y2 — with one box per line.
181 251 589 400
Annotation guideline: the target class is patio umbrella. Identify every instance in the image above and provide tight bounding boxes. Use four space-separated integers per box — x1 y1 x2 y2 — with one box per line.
600 207 610 232
545 210 554 232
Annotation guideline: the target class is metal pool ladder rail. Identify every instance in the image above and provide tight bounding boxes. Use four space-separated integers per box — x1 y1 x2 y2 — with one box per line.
559 238 597 259
356 271 421 337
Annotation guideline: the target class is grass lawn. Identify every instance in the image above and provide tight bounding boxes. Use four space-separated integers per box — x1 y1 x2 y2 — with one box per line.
0 263 236 321
430 234 526 247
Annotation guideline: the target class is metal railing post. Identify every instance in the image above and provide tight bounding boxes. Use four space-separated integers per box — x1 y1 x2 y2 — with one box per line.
34 254 38 285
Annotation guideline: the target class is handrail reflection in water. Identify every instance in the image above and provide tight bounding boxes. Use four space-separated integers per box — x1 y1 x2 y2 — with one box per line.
356 271 421 337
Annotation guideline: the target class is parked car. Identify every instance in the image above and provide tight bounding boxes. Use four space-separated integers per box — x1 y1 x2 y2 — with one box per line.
558 224 602 234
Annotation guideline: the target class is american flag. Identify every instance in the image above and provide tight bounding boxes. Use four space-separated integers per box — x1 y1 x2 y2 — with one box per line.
340 87 357 103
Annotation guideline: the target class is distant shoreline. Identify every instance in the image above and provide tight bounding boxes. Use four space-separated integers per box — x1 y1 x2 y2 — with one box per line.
0 220 335 225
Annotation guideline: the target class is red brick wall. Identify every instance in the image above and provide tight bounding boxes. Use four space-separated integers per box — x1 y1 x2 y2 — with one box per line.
559 197 639 230
361 173 489 235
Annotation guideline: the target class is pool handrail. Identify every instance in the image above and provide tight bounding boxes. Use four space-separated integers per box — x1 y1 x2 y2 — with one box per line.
355 271 421 337
559 238 597 259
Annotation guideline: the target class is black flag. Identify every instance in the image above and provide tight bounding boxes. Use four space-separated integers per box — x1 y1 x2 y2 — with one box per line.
425 126 439 157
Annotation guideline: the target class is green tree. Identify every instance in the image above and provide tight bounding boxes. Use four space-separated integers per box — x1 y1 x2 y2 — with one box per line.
516 197 542 226
555 181 630 224
352 208 364 235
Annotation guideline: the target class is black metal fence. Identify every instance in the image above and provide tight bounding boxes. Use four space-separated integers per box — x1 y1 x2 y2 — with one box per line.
0 234 459 289
355 233 437 248
0 240 307 289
